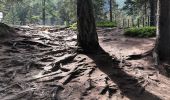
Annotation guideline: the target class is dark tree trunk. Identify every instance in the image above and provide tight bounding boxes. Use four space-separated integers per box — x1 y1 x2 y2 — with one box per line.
109 0 113 22
50 17 55 25
77 0 100 53
149 0 157 26
156 0 170 62
42 0 46 25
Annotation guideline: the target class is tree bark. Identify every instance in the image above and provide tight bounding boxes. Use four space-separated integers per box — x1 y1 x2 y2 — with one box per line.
42 0 46 25
149 0 157 26
77 0 100 53
109 0 113 22
11 3 15 25
156 0 170 62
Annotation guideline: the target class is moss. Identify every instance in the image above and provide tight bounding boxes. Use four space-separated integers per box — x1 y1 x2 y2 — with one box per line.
124 27 156 38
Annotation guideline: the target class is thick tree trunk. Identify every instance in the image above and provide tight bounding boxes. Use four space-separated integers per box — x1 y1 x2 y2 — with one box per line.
77 0 99 53
156 0 170 62
149 0 157 26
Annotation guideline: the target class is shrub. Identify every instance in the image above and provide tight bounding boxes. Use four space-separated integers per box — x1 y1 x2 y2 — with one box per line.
69 21 117 30
96 21 117 27
69 22 77 30
124 27 156 38
31 16 40 22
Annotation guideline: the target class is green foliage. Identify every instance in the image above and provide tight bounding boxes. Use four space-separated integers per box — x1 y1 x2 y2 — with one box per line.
124 27 156 38
1 0 120 26
31 16 40 23
69 22 77 30
92 0 106 21
123 0 147 16
69 21 117 30
57 0 77 25
96 21 117 27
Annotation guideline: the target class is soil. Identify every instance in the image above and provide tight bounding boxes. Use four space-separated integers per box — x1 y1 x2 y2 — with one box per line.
0 26 170 100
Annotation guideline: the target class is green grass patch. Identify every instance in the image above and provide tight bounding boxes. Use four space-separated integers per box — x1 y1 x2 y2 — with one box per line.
96 21 117 27
124 27 156 38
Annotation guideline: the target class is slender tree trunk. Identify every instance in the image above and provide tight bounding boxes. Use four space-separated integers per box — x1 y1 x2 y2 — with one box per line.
149 0 157 26
42 0 46 25
144 0 147 17
156 0 170 62
109 0 113 22
29 7 33 24
77 0 99 53
50 17 55 25
11 3 15 25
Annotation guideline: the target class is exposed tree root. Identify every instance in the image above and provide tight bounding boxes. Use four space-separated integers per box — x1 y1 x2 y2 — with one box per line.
127 49 154 60
36 74 65 82
0 83 23 93
59 65 78 85
51 54 77 71
1 88 35 100
13 40 51 48
26 65 78 83
100 85 109 95
24 53 77 82
51 85 64 100
25 71 62 82
1 26 168 99
44 49 68 55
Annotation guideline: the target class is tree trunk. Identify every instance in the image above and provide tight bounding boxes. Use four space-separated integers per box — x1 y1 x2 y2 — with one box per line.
149 0 157 26
77 0 100 53
11 3 15 25
109 0 113 22
156 0 170 62
42 0 46 25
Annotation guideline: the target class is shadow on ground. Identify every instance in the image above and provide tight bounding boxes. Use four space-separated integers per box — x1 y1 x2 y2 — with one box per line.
87 48 161 100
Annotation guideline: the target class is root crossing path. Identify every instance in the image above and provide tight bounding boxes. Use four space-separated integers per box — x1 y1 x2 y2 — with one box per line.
0 26 170 100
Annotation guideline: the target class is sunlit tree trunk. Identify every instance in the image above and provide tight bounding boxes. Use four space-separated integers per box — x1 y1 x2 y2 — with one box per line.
156 0 170 62
77 0 99 53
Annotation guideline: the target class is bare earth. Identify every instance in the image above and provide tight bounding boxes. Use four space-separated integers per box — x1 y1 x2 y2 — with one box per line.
0 26 170 100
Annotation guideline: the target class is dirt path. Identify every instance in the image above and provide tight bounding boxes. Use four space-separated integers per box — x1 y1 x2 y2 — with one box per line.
0 27 170 100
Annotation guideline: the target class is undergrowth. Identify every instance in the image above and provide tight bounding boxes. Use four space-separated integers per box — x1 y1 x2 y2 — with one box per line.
124 27 156 38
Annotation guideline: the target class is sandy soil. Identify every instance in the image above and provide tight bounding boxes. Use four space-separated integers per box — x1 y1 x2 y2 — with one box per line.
0 26 170 100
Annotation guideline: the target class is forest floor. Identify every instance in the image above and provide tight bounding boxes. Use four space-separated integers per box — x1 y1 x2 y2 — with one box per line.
0 26 170 100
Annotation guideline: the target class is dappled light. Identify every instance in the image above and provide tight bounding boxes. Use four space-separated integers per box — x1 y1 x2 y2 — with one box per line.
0 0 170 100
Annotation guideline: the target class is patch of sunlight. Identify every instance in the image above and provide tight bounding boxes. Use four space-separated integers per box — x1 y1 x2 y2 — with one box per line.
0 12 3 22
34 72 44 78
44 64 53 71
